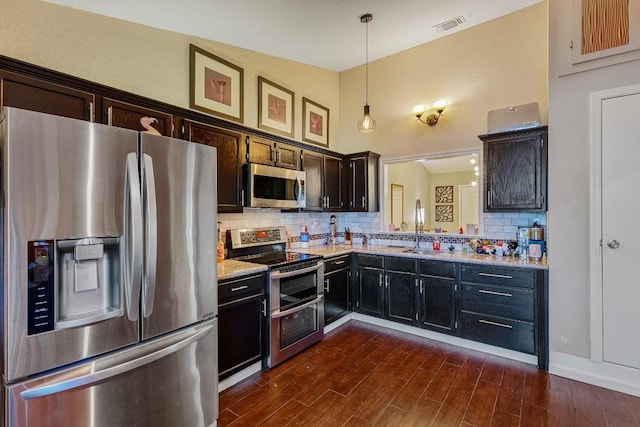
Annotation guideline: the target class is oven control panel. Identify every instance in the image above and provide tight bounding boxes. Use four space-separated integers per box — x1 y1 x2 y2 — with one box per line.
228 226 287 249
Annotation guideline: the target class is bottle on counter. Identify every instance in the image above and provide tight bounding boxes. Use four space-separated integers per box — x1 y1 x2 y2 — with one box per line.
217 221 225 263
433 235 441 251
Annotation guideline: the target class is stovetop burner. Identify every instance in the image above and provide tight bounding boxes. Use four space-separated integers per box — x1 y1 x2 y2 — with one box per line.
226 226 322 269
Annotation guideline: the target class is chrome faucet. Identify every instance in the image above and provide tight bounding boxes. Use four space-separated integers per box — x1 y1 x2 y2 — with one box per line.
415 199 422 249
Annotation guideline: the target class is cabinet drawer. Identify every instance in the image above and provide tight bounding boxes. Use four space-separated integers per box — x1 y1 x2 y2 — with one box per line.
385 256 415 273
356 254 383 269
325 255 351 273
419 260 456 278
462 283 534 321
461 311 535 354
219 274 265 304
461 264 535 288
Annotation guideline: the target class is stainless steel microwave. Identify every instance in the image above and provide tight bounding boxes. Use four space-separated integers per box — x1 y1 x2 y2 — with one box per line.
245 163 306 208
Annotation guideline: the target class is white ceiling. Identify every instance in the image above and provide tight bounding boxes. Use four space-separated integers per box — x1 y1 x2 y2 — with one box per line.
43 0 542 72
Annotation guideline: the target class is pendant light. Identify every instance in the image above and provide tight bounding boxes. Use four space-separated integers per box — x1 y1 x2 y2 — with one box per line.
357 13 376 133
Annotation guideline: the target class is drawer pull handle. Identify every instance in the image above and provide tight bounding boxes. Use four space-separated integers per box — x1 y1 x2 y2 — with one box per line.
332 260 346 265
478 289 512 297
479 319 513 329
478 272 513 279
231 285 249 292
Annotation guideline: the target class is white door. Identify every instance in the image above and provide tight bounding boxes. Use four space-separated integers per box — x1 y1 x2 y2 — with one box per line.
600 91 640 369
459 184 478 230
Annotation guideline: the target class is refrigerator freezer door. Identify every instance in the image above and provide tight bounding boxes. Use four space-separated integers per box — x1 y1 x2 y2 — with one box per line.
140 133 217 340
5 320 218 427
1 108 139 383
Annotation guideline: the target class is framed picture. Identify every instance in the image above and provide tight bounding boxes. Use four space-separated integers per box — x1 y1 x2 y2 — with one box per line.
435 185 454 204
189 44 244 123
435 205 454 222
258 76 294 137
302 97 329 147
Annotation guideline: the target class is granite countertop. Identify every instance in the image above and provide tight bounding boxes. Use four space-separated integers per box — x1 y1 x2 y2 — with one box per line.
300 244 548 270
217 259 268 281
217 243 547 281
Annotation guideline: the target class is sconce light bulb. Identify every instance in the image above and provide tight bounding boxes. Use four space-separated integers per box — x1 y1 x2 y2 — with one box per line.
413 105 426 118
433 100 448 111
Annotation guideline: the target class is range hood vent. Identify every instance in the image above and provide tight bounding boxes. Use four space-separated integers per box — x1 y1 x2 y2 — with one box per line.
433 16 466 32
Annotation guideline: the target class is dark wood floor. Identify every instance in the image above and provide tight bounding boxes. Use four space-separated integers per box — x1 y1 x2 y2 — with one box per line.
219 320 640 426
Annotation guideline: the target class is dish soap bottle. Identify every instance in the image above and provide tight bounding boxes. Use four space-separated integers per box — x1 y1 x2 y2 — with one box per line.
217 221 225 263
433 235 441 251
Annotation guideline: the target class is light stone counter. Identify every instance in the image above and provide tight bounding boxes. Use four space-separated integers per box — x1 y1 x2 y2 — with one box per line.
298 244 548 270
217 259 268 282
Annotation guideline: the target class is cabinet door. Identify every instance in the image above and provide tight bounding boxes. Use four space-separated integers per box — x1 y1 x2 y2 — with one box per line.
218 294 265 379
275 143 300 170
386 271 417 325
324 155 343 210
419 275 456 333
483 129 547 211
324 268 350 325
247 137 275 165
355 268 384 318
349 157 367 211
184 119 243 213
0 71 94 121
302 151 324 211
103 98 174 137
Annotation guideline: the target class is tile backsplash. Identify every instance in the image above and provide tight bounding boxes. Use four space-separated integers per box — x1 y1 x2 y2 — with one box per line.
218 210 547 247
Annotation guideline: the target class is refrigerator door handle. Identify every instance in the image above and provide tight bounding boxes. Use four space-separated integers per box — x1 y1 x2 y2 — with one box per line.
124 153 143 321
20 322 215 400
142 153 158 318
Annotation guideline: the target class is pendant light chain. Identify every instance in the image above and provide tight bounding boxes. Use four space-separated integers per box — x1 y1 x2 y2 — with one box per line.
357 13 376 133
365 17 369 105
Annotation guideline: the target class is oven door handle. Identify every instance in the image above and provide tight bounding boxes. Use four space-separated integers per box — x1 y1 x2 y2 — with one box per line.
270 263 321 280
271 295 323 319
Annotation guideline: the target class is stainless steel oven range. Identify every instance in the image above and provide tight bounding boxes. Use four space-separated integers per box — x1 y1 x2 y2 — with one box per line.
227 226 324 368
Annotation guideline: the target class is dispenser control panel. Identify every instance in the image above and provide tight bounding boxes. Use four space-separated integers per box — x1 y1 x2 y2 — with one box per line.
27 240 55 335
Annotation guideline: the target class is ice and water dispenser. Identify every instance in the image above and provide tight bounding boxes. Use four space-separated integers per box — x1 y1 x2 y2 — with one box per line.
27 237 123 335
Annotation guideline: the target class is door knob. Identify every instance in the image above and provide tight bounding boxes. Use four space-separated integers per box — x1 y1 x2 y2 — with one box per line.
607 239 620 249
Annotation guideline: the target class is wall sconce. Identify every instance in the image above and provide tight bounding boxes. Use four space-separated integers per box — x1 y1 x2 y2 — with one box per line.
413 100 448 126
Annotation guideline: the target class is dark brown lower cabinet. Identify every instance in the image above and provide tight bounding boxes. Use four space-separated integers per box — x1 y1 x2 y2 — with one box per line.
218 273 266 380
323 255 351 325
419 260 457 334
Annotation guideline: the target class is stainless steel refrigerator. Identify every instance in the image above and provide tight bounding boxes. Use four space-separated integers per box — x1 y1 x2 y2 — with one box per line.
0 107 218 426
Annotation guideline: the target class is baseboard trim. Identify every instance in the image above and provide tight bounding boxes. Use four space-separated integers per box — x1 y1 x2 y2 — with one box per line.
549 351 640 397
218 362 262 392
346 313 538 366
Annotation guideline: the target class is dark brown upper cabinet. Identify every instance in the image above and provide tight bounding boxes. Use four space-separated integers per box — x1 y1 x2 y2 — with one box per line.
184 119 244 213
0 70 94 121
345 152 379 212
247 136 299 170
479 126 548 212
302 151 342 211
102 98 175 137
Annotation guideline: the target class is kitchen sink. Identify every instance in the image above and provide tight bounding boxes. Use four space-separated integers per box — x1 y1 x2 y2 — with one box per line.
403 248 441 255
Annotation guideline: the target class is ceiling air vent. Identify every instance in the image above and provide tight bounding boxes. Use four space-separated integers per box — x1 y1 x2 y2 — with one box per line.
433 16 466 32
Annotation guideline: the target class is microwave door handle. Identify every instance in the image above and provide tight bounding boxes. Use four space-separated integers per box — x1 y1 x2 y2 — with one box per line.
294 176 300 201
124 153 143 321
142 154 158 318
